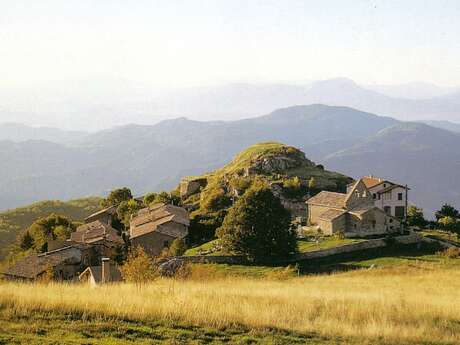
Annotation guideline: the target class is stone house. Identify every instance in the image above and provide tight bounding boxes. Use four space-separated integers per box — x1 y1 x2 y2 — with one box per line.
130 203 189 256
354 176 409 219
2 244 95 281
79 258 122 287
70 220 124 259
307 179 400 237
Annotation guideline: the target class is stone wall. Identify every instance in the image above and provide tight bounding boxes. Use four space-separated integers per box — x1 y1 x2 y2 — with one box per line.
178 233 423 265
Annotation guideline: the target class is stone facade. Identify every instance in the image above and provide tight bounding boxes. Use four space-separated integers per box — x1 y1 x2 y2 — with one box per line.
129 203 190 256
307 179 401 237
353 176 409 219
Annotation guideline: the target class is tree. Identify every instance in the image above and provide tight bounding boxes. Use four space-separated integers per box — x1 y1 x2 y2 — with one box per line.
143 192 157 206
438 216 460 234
119 246 157 284
117 199 144 228
217 181 297 259
168 238 187 256
27 214 76 252
102 187 133 207
19 231 34 250
406 205 427 228
308 177 317 190
435 204 460 221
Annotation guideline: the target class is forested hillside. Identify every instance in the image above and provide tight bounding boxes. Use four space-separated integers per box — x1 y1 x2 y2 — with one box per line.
0 197 102 259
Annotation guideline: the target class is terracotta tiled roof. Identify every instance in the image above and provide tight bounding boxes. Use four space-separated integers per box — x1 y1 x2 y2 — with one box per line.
72 221 123 245
306 191 347 208
2 246 84 279
318 209 346 220
130 204 189 239
361 176 385 188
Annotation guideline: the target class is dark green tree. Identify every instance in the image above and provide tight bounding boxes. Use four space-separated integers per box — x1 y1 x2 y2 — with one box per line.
217 181 297 259
435 203 460 221
19 231 34 250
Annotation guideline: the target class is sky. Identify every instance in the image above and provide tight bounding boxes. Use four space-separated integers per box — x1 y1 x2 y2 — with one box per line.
1 0 460 89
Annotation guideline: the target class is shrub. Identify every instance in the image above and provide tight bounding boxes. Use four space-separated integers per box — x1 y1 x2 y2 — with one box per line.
168 238 187 256
120 246 157 284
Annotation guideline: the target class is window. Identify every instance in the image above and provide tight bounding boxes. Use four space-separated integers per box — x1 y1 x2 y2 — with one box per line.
163 240 169 248
373 193 376 199
372 220 376 228
389 218 393 223
398 193 403 201
384 206 391 215
383 183 386 187
384 192 392 201
395 206 405 219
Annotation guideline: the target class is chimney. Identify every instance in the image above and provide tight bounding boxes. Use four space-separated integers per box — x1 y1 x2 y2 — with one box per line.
101 258 111 284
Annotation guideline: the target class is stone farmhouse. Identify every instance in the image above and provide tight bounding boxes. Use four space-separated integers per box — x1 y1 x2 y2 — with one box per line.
307 178 401 236
355 176 409 219
130 203 190 256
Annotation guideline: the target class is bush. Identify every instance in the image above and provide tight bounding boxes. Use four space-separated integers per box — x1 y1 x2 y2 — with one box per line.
120 246 157 284
168 238 187 256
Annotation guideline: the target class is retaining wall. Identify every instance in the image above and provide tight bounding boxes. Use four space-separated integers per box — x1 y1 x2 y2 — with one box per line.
179 233 423 265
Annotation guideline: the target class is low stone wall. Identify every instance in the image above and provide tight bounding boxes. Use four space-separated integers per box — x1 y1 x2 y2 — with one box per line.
179 233 423 265
180 255 249 265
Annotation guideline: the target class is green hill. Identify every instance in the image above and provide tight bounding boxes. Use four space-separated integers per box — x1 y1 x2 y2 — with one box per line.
181 142 352 244
0 197 102 259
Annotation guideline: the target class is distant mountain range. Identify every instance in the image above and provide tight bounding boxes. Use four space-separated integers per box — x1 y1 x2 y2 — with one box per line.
1 78 460 130
0 104 459 216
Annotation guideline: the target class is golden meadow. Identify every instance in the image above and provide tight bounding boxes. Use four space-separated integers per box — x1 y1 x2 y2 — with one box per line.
1 264 460 344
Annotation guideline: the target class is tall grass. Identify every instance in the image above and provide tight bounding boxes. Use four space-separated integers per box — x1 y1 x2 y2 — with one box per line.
1 265 460 344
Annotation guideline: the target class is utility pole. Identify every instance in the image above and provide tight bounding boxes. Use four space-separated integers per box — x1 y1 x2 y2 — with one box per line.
404 184 408 232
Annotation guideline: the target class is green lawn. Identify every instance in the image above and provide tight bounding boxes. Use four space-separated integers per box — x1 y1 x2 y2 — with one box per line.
185 237 365 257
299 241 460 273
297 237 365 253
184 239 222 256
421 229 460 245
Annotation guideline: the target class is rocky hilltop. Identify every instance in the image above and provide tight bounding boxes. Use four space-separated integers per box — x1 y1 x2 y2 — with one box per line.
179 142 352 243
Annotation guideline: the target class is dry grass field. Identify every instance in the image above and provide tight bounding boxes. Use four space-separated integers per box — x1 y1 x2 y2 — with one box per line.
1 262 460 344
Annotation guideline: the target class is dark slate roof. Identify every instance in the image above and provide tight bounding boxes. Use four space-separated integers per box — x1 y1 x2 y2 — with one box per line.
84 205 117 221
318 209 347 220
2 246 84 279
306 191 347 208
130 203 189 239
71 220 123 245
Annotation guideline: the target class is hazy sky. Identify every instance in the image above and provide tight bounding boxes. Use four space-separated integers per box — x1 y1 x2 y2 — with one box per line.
2 0 460 88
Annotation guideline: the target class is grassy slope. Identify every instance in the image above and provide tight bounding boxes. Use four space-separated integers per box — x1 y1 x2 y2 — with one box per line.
185 237 364 257
1 248 460 345
0 197 102 259
0 309 377 345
